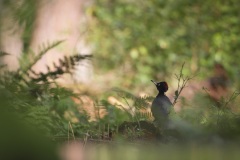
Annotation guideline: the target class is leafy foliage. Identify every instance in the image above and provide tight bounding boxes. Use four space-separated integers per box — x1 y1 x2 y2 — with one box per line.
1 0 38 52
88 0 240 86
0 41 93 139
1 0 240 147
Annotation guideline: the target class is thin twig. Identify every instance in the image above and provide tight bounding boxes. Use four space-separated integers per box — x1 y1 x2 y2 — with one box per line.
222 91 240 109
172 62 194 107
83 131 89 147
69 121 75 140
122 97 141 130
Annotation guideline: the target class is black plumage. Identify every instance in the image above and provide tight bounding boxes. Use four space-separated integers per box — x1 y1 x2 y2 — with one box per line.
151 81 172 127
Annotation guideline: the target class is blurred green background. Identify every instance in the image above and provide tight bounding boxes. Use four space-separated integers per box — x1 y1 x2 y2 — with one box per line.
1 0 240 159
88 0 240 88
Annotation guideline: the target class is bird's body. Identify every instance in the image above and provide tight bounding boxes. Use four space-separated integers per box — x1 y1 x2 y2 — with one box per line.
151 93 172 120
151 81 172 128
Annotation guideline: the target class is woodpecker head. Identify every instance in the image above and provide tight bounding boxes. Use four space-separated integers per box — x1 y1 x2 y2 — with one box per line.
151 80 168 93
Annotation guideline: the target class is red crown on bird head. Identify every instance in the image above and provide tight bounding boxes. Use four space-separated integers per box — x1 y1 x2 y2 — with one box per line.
151 80 168 93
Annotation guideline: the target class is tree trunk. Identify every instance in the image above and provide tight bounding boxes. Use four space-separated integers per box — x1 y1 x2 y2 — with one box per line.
31 0 93 84
0 3 23 71
0 0 93 84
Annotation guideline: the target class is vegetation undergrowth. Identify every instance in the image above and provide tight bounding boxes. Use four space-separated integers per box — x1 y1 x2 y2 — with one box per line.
1 45 240 147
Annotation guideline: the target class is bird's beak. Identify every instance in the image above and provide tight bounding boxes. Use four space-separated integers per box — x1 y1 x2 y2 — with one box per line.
151 80 157 85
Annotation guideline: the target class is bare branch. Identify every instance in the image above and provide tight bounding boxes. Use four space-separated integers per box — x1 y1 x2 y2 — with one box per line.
172 62 195 107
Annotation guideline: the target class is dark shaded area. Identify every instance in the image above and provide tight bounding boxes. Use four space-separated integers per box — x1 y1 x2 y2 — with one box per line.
118 121 160 140
0 89 59 160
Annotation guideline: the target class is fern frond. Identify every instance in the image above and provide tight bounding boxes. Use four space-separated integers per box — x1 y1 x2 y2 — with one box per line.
133 96 153 109
134 110 152 121
20 40 64 75
29 54 92 83
0 51 10 57
0 51 10 70
113 88 136 99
